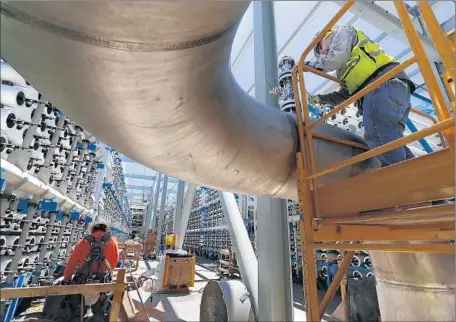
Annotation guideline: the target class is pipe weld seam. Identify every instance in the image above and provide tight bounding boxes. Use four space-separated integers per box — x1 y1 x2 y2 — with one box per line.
377 279 455 293
0 4 237 52
269 113 299 197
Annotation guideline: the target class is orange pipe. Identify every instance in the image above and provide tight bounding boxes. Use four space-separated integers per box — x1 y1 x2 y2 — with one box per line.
307 118 455 180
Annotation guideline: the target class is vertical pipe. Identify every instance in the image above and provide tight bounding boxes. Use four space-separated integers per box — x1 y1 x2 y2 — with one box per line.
64 219 78 263
7 199 39 283
43 114 65 167
72 140 88 187
218 191 259 315
22 103 44 148
175 183 196 249
173 180 186 245
49 213 68 273
61 128 81 183
33 211 56 283
155 175 168 254
0 195 12 217
81 154 94 204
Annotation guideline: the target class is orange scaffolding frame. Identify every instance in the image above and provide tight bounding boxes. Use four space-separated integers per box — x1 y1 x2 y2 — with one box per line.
291 1 455 321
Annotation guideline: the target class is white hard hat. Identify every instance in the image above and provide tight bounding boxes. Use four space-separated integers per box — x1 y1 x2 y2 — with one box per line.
313 29 335 56
89 219 110 232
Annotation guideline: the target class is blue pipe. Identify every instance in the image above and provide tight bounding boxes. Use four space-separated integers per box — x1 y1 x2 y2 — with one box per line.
406 119 433 153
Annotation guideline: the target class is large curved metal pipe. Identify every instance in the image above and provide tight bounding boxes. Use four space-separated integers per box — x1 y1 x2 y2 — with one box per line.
0 1 379 201
1 2 453 320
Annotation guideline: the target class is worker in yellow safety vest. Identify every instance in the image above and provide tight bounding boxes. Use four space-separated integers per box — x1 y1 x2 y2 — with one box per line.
306 26 416 166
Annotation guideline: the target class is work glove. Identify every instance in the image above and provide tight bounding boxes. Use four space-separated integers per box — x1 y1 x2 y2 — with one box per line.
308 94 321 106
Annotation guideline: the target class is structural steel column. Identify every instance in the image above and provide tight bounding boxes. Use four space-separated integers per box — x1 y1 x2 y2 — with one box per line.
155 175 168 254
175 183 196 249
253 2 294 321
150 173 162 231
173 180 186 233
218 191 259 315
253 1 278 106
143 174 160 236
240 195 248 219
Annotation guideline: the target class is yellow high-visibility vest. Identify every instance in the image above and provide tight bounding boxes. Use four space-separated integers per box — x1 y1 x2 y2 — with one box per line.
337 27 396 94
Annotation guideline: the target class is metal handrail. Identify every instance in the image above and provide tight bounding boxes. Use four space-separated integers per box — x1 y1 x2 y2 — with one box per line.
307 118 454 180
410 108 448 148
292 2 455 187
394 2 454 142
416 2 454 72
308 57 416 129
292 3 456 322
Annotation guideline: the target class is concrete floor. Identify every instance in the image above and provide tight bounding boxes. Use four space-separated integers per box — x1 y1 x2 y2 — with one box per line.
128 257 341 322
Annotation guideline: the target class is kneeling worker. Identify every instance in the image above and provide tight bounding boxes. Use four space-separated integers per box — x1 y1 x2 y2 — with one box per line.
65 221 119 321
306 26 416 167
63 221 119 283
44 221 119 322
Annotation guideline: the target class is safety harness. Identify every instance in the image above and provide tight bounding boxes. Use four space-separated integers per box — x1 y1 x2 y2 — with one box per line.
43 232 114 321
73 232 113 284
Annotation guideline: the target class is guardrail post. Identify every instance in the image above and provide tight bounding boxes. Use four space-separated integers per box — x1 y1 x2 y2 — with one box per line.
109 268 126 322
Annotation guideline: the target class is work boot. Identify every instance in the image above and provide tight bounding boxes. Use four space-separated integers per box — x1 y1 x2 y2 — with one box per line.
84 307 94 319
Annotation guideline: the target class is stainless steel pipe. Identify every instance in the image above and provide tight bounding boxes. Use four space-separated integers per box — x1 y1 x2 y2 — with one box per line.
1 2 453 320
0 1 379 200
